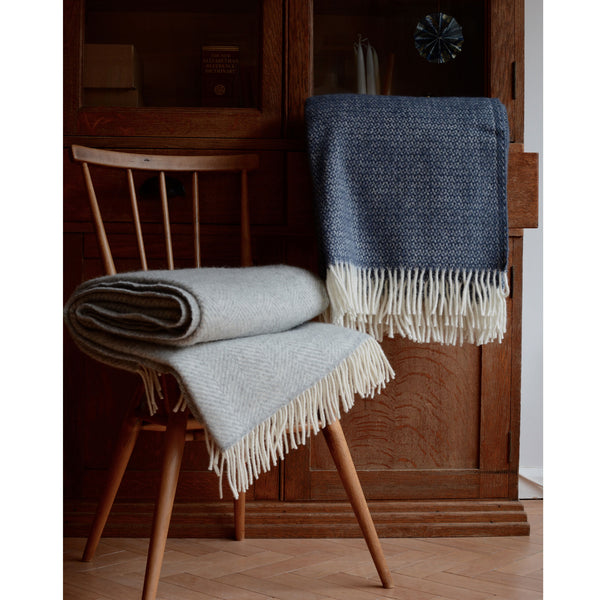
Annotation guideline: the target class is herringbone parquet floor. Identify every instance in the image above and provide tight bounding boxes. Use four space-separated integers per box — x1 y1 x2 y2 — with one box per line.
64 500 542 600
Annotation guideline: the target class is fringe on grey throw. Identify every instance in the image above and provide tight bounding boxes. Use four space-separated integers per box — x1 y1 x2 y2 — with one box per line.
306 94 510 345
64 266 394 498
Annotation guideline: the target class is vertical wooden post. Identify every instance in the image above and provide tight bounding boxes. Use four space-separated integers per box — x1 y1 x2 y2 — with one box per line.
159 171 175 270
127 168 148 270
192 171 201 268
81 162 116 275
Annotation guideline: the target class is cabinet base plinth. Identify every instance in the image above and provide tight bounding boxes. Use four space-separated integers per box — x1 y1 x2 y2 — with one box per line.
64 499 530 538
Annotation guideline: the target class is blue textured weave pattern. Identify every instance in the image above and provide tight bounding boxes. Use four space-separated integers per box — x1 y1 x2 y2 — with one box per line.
305 94 509 272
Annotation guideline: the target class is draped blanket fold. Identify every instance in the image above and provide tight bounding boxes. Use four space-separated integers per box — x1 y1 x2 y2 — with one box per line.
64 265 394 497
305 94 510 345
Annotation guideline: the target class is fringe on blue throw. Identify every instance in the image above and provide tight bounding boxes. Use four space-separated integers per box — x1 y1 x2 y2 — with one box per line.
306 94 510 345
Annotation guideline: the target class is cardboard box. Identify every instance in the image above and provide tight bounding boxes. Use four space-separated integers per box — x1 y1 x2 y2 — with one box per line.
83 43 143 106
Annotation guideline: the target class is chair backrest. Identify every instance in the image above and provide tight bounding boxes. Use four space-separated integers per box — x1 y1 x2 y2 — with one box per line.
71 145 259 275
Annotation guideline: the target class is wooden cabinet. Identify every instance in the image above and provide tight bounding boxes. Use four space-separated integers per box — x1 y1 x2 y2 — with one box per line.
64 0 538 538
64 0 283 138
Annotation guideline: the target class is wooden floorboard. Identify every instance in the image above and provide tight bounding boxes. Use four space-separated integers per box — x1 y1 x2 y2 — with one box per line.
64 499 542 599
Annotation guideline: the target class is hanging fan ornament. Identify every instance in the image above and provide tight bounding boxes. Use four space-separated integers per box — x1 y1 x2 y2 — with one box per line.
414 12 463 64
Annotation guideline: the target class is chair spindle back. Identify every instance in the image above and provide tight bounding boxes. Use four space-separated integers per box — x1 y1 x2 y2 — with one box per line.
71 145 259 276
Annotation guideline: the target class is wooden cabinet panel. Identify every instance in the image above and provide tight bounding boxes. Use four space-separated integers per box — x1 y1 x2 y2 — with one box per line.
507 151 539 228
311 342 482 472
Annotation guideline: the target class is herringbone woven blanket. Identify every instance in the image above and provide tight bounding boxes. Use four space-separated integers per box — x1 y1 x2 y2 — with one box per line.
64 265 394 497
305 94 510 345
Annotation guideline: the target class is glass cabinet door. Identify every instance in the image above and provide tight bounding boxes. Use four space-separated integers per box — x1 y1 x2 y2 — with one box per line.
313 0 486 98
64 0 282 138
310 0 521 142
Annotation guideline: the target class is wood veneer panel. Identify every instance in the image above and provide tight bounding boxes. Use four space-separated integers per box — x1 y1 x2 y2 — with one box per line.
81 469 253 503
311 469 482 501
286 152 316 228
312 342 481 472
507 152 538 229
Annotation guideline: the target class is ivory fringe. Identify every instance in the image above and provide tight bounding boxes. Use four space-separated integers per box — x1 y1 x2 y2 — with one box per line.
325 263 510 345
137 367 163 415
136 367 188 416
137 337 394 499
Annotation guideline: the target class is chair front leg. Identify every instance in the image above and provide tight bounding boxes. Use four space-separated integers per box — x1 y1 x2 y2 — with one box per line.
141 409 187 600
322 419 394 589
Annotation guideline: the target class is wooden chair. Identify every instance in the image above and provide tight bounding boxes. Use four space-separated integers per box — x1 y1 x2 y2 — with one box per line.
70 144 393 600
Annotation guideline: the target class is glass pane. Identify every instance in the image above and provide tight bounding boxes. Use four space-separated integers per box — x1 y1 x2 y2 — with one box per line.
313 0 485 98
83 0 260 108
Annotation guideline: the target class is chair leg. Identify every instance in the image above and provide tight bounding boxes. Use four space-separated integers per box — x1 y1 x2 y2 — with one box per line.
234 492 246 541
141 410 187 600
322 419 394 589
82 404 142 562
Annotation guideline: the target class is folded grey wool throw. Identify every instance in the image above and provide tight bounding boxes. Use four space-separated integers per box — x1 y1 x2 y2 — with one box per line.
305 94 510 345
64 265 394 497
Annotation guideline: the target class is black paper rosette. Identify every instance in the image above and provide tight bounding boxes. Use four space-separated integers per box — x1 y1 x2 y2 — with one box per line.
414 13 464 64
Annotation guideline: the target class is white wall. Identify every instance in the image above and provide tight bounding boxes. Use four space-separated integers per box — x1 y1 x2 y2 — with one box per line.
519 0 543 499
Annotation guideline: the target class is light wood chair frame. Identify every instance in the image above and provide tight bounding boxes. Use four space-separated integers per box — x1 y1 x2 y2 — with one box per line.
70 144 393 600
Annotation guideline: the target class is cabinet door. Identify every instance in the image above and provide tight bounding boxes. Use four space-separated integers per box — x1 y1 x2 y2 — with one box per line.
284 237 519 502
288 0 523 142
64 0 283 138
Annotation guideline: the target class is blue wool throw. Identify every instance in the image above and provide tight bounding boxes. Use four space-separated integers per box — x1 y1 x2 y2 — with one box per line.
305 94 510 345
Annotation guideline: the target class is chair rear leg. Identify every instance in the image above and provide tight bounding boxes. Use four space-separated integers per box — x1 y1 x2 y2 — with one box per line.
234 492 246 541
322 419 394 589
141 409 187 600
82 404 142 562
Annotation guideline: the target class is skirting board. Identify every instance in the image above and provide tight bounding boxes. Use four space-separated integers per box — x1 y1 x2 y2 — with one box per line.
64 499 530 539
518 468 543 499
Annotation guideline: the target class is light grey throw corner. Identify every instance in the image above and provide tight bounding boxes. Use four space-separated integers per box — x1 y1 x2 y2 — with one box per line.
64 266 394 497
305 94 510 346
